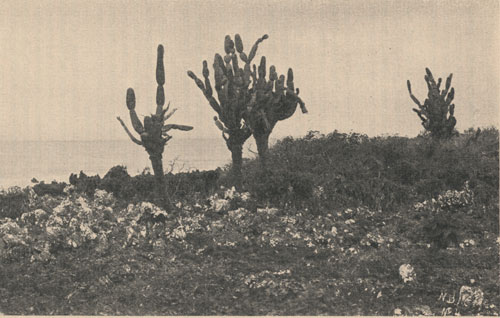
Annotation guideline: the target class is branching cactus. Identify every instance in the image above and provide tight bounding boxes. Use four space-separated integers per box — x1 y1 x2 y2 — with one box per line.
117 44 193 201
188 34 307 173
187 35 265 186
407 68 457 139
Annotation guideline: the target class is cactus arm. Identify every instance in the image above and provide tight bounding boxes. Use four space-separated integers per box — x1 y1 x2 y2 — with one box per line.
162 134 172 143
407 80 423 108
162 124 194 133
156 86 165 116
117 117 143 145
441 73 453 97
187 70 222 114
449 104 455 116
125 88 145 133
412 108 427 122
126 88 136 110
247 34 268 63
161 102 171 119
155 45 166 116
163 108 177 122
128 109 145 134
214 116 229 133
286 88 307 113
436 78 442 91
445 87 455 105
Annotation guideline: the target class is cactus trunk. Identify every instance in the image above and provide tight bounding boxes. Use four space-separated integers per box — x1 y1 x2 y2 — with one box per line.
225 130 251 189
148 152 169 205
230 144 243 189
254 132 270 169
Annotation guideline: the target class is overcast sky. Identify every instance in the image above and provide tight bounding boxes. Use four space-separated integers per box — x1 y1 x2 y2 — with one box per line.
0 0 498 141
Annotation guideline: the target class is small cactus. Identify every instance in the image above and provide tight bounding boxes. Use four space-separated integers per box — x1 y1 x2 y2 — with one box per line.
117 44 193 204
407 68 457 139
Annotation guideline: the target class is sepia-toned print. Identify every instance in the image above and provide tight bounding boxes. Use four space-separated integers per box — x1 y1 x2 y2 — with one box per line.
0 0 498 315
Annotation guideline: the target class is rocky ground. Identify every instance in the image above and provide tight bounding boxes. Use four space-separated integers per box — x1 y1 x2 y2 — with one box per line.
0 182 498 315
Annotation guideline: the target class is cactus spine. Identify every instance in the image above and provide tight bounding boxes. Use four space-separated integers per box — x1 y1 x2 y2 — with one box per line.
117 44 193 203
407 68 457 139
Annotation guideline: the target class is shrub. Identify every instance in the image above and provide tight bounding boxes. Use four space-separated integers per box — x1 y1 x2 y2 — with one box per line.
0 187 29 219
32 181 66 197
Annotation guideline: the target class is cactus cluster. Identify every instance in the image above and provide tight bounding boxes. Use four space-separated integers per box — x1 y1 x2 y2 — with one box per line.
117 44 193 201
407 68 457 139
188 34 307 175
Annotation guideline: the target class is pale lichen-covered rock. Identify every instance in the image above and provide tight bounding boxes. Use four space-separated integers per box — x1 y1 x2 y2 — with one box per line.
137 201 168 218
399 264 416 283
212 198 230 212
171 226 187 240
75 196 92 214
403 305 432 316
2 233 27 247
63 184 76 195
227 208 248 221
20 209 48 226
0 220 24 236
239 192 251 202
331 226 338 236
220 186 251 202
257 207 279 216
312 186 324 199
224 186 237 200
94 189 116 206
30 241 52 263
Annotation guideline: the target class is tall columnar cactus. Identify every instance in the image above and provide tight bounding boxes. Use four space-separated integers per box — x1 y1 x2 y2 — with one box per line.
407 68 457 139
188 34 307 174
117 44 193 201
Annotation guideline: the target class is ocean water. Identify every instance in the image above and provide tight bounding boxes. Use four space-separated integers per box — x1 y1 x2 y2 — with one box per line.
0 138 261 188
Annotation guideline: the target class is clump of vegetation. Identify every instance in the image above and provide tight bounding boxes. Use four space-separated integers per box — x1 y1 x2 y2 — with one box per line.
234 128 498 211
407 68 457 139
0 187 30 219
117 44 193 205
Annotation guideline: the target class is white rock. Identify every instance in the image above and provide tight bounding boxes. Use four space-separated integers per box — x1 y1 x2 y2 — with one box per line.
412 305 433 315
212 199 230 212
94 189 115 205
172 227 186 240
63 185 75 194
239 192 251 202
2 233 26 246
257 207 279 215
331 226 338 236
399 264 416 283
0 221 23 235
224 186 237 200
76 197 92 214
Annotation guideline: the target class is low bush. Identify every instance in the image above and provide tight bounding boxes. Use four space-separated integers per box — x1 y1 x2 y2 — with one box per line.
0 187 30 219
